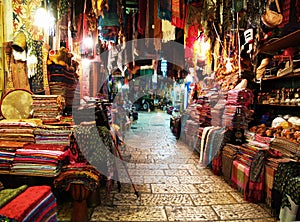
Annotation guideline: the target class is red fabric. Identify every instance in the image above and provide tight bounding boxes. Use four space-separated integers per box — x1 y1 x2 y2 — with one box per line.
185 24 199 59
248 174 265 203
171 0 186 29
138 0 147 35
23 144 67 151
0 186 52 221
279 0 291 28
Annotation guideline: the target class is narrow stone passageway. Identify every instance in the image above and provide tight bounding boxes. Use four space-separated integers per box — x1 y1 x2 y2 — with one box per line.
58 111 277 221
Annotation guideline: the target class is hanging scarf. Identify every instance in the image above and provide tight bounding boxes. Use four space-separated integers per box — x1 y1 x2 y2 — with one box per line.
171 0 186 29
158 0 172 21
162 20 176 42
138 0 147 35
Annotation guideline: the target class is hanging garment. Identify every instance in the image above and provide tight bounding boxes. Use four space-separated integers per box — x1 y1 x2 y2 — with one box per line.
153 0 162 51
98 0 120 42
158 0 172 21
138 0 147 35
10 53 31 91
29 40 44 94
171 0 186 29
186 1 203 27
162 20 176 42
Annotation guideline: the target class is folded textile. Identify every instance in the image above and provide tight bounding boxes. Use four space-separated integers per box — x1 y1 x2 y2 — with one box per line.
0 185 56 222
0 185 28 208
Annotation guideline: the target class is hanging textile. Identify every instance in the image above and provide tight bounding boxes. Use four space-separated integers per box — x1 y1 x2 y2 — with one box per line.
186 1 203 27
153 0 162 51
73 124 115 179
185 24 199 59
98 0 120 42
162 20 176 42
158 0 172 21
278 0 291 28
171 0 186 29
29 40 44 94
138 0 147 35
10 55 31 91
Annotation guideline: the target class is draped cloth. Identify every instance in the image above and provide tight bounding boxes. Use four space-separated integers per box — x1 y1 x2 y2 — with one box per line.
272 162 300 217
0 185 28 208
29 40 44 94
231 160 250 200
153 0 162 51
162 20 176 42
138 0 147 35
158 0 172 21
171 0 186 29
0 186 57 222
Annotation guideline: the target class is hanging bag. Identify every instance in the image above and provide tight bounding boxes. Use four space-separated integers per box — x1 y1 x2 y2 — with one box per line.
261 0 283 28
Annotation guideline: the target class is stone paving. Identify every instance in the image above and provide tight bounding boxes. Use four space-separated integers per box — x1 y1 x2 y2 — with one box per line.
57 111 277 221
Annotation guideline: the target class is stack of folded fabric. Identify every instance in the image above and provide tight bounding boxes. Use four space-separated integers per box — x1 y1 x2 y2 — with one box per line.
31 95 65 124
0 120 39 143
270 138 300 158
49 81 77 114
11 148 66 176
196 96 212 127
0 141 29 173
223 89 254 129
211 97 226 127
34 126 72 146
0 185 57 222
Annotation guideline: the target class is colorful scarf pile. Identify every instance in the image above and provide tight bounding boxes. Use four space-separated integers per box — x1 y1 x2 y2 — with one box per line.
11 149 66 176
0 185 57 222
34 126 72 146
0 141 30 172
0 121 38 144
31 95 65 124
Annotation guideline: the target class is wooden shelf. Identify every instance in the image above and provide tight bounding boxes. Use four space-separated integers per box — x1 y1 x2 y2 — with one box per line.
262 72 300 81
256 103 299 107
259 29 300 53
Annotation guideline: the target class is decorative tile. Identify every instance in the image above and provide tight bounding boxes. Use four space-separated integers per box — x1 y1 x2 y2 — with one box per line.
165 206 219 221
151 184 198 193
194 182 235 193
141 193 193 206
90 206 167 221
144 175 179 184
190 192 237 205
164 169 190 176
212 203 272 220
178 175 215 184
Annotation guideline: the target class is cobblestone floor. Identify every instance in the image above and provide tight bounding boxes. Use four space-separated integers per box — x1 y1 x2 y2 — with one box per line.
57 111 278 222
